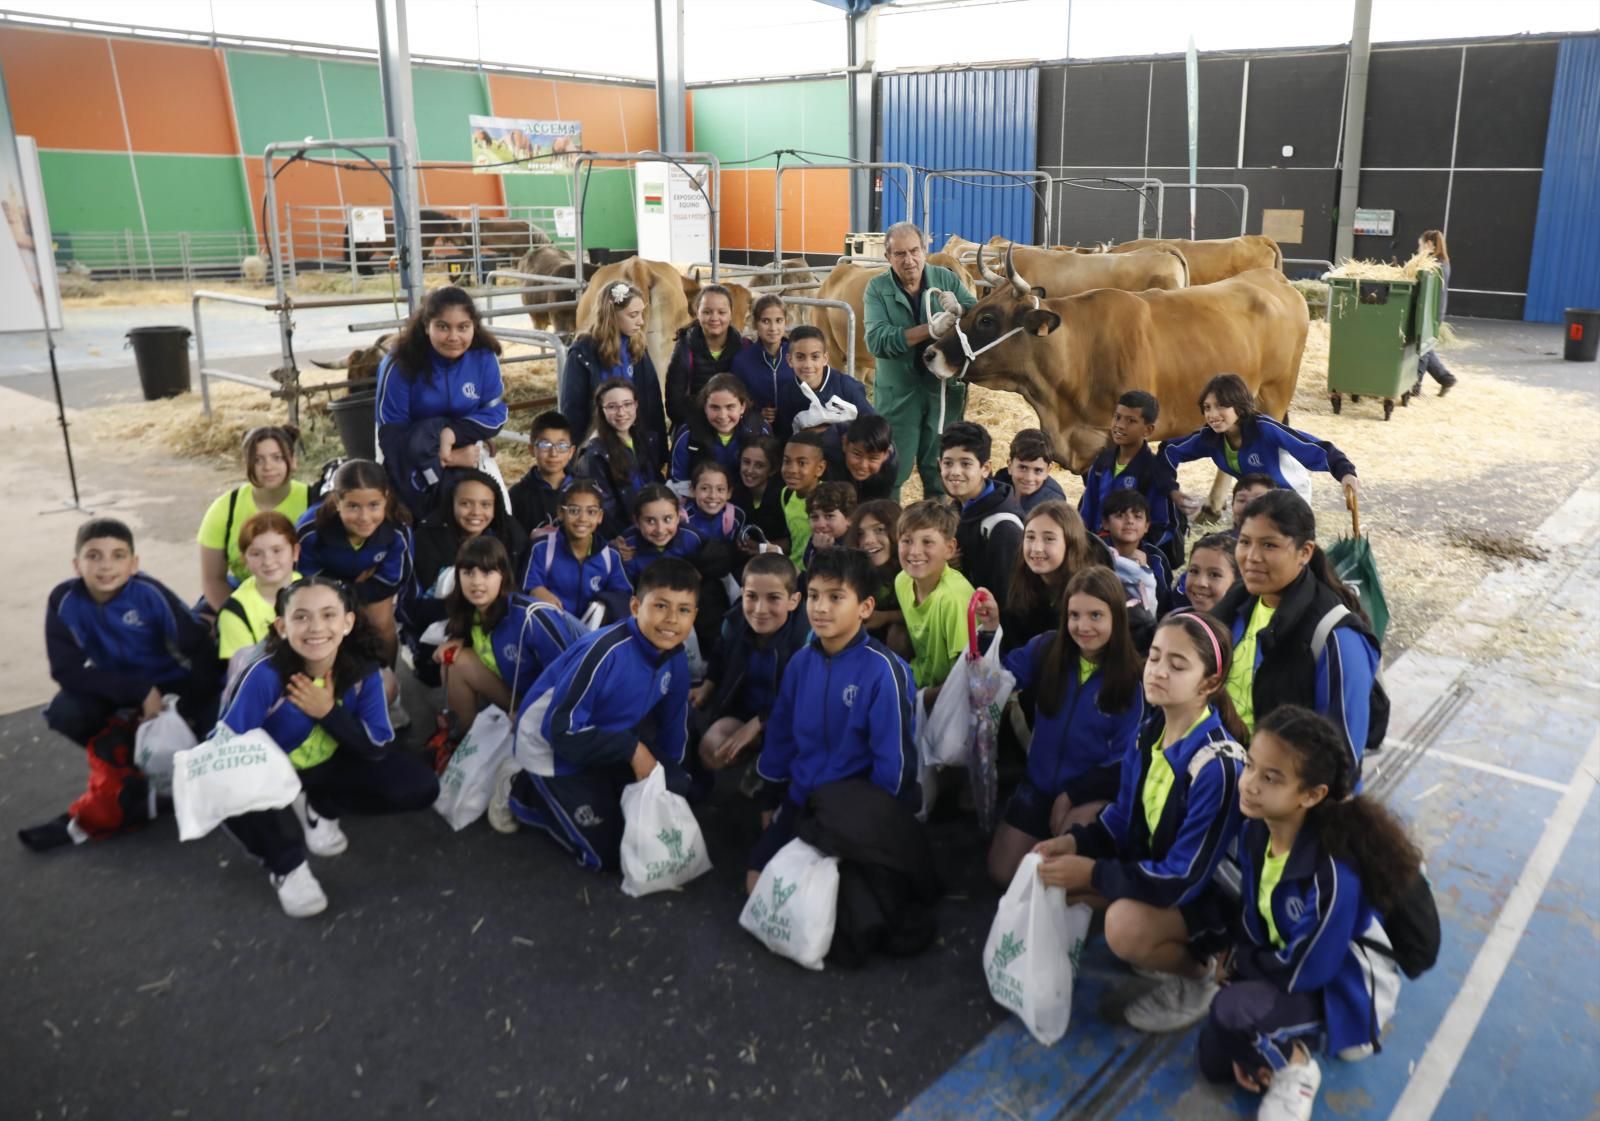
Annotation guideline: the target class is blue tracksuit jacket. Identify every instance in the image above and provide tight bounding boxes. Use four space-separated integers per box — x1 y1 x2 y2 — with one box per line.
731 339 791 418
376 348 507 501
46 574 211 705
995 467 1068 515
668 418 769 484
1070 707 1246 909
477 596 582 705
618 525 704 586
704 602 810 723
1161 415 1357 491
295 511 414 604
519 617 690 775
757 629 918 807
1078 443 1179 548
519 530 630 617
1004 636 1145 794
1233 819 1396 1058
774 368 876 442
682 501 746 543
221 657 391 766
558 335 668 447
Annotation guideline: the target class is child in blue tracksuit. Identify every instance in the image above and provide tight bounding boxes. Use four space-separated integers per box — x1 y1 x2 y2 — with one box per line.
669 373 769 484
426 535 579 759
375 287 508 516
1202 705 1410 1119
1216 489 1383 779
295 459 414 667
520 479 631 625
1101 488 1174 616
1164 373 1360 514
1079 392 1180 562
681 462 746 545
501 558 701 870
1034 612 1249 1034
572 378 667 540
977 567 1146 886
775 326 875 442
618 484 705 587
752 547 919 890
731 294 792 427
994 428 1068 515
22 519 221 851
694 552 807 774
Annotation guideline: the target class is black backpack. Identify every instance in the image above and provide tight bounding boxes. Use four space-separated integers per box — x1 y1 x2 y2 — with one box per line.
1309 604 1390 757
1360 867 1441 979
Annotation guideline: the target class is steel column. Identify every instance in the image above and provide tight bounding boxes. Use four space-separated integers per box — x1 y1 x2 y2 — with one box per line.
653 0 687 151
375 0 424 310
1334 0 1373 263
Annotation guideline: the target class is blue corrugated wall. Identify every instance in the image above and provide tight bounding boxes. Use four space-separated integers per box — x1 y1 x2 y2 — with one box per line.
879 68 1038 248
1526 36 1600 324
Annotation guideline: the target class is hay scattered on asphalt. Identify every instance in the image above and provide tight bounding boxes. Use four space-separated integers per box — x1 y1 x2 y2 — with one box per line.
1445 528 1549 563
61 270 475 308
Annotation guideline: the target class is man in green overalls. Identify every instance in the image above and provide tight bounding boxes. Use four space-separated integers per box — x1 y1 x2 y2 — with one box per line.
864 222 977 497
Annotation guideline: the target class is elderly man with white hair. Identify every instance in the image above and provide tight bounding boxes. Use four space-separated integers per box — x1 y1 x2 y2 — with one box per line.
863 222 977 497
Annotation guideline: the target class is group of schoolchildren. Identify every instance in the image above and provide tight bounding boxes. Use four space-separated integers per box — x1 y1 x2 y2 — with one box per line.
29 283 1416 1121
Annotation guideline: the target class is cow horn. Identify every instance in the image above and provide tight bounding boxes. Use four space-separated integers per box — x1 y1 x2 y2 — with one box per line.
1004 243 1032 296
976 243 1006 288
310 358 348 370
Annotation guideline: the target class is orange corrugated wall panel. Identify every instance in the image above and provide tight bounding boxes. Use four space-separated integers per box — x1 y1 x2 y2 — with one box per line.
421 168 503 207
0 27 125 150
718 169 749 254
745 169 775 258
110 39 235 154
487 74 561 119
804 169 849 255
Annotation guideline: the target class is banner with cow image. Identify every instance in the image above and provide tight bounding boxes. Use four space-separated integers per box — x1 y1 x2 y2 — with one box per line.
470 116 581 175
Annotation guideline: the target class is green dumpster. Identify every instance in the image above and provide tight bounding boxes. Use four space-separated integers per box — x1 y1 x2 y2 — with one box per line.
1326 269 1442 421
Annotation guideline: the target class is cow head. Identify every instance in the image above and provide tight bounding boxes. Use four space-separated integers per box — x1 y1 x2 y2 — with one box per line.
924 244 1059 388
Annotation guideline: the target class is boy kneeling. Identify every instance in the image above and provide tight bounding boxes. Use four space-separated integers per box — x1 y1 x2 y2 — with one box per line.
500 558 700 870
750 548 921 892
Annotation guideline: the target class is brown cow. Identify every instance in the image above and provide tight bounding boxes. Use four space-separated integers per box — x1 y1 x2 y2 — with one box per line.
515 243 578 334
1107 235 1282 285
925 247 1306 504
748 259 820 327
311 333 395 388
976 239 1189 297
345 209 467 275
575 257 693 377
815 251 976 390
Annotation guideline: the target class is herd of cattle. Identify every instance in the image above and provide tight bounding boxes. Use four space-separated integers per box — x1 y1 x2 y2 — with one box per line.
318 217 1304 496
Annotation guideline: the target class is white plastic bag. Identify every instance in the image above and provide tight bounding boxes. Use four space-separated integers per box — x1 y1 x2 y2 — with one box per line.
740 837 840 970
619 764 713 896
983 853 1092 1046
133 696 197 796
172 727 302 841
433 705 514 831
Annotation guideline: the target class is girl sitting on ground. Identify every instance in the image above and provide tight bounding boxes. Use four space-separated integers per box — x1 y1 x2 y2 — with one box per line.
520 478 631 627
670 373 769 484
217 511 301 678
572 378 667 540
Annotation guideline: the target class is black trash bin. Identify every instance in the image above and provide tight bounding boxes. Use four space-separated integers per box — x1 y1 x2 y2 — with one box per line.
328 391 377 460
1564 309 1600 362
126 326 193 400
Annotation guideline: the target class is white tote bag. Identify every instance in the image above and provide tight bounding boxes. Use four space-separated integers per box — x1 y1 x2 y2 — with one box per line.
739 837 840 971
983 853 1092 1046
433 705 514 831
133 696 197 796
172 727 302 842
619 764 713 896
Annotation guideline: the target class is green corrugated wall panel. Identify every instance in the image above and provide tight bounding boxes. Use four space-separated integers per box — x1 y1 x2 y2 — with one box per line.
133 155 253 232
225 50 330 157
318 60 388 160
691 79 848 168
502 169 637 250
38 151 141 267
411 67 489 163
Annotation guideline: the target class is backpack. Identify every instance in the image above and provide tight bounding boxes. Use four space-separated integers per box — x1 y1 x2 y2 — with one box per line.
980 511 1023 539
1359 867 1441 979
1309 604 1391 756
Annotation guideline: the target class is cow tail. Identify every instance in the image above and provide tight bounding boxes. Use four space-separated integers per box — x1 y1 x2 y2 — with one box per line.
1272 237 1284 272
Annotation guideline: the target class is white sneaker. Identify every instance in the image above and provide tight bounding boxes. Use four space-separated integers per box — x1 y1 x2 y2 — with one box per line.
486 758 521 834
293 794 349 856
271 863 328 918
1123 971 1220 1032
1258 1057 1321 1121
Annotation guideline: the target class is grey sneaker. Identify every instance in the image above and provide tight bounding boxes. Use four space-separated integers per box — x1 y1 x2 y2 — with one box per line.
1123 971 1219 1032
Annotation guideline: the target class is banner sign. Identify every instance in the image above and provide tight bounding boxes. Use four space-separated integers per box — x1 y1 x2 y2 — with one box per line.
470 116 581 175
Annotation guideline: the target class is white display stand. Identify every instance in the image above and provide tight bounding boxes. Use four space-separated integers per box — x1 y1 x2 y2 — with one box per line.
634 161 710 265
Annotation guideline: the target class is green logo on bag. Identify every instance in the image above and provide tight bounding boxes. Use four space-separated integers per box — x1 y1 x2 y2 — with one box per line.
771 876 798 913
658 827 685 862
992 932 1026 970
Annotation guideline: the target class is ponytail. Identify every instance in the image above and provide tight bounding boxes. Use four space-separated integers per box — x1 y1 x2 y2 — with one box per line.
1257 705 1421 912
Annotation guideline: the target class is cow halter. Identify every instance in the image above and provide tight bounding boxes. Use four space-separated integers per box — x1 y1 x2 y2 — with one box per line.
925 287 1040 384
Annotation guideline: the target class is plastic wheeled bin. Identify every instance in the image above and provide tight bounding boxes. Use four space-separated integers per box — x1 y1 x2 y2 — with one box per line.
1565 309 1600 362
125 326 193 400
1325 269 1441 421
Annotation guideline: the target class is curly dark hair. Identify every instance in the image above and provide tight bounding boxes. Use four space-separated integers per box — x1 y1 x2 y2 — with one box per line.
267 576 384 697
1256 705 1422 913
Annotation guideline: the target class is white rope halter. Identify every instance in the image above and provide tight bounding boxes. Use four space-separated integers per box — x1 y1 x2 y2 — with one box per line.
924 286 1039 433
